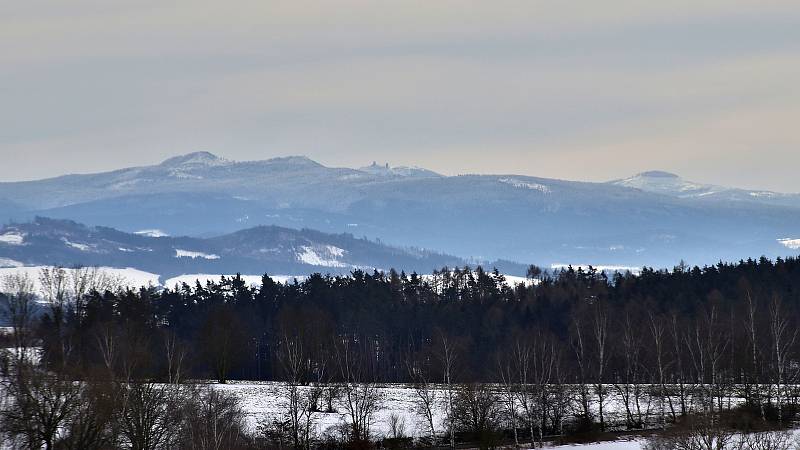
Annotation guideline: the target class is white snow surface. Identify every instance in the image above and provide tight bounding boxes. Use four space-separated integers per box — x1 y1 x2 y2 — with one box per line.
213 381 646 448
134 229 169 237
214 382 448 440
175 249 220 260
0 347 42 365
778 238 800 250
164 274 304 288
550 442 642 449
297 245 347 267
612 171 719 198
498 177 551 193
62 238 91 251
421 273 538 288
0 266 160 295
551 264 641 275
0 232 24 245
0 258 24 268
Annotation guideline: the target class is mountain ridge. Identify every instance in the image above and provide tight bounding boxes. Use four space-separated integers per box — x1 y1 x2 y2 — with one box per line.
1 153 799 268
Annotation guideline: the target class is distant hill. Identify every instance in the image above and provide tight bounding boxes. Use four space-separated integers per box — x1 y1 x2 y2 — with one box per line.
0 217 495 279
609 170 800 207
1 152 799 268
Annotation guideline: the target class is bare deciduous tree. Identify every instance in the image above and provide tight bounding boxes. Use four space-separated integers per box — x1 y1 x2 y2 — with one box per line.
768 295 796 423
451 383 500 450
1 272 36 362
162 330 187 385
386 413 406 440
177 386 250 450
436 332 458 449
406 353 439 445
0 362 82 450
496 349 519 448
591 300 609 431
648 310 671 429
570 310 593 426
335 336 382 444
59 380 119 450
117 382 180 450
276 332 318 450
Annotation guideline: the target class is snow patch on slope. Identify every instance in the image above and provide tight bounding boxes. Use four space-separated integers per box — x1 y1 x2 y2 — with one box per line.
778 238 800 250
134 229 169 238
62 238 91 251
0 266 160 293
0 258 24 268
0 232 24 245
359 162 440 178
612 171 719 198
160 151 231 168
169 169 203 180
498 177 551 193
296 245 347 267
175 249 220 260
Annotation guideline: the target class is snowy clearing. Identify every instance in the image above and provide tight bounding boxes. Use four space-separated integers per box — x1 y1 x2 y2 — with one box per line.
174 249 220 260
163 274 304 288
297 245 347 267
0 258 24 268
499 177 552 193
208 382 798 448
211 382 657 445
61 238 91 251
550 442 642 449
134 229 169 237
0 232 24 245
0 266 160 294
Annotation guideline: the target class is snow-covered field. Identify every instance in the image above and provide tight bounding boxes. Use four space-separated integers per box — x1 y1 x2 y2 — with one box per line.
214 382 444 439
210 382 800 448
551 443 641 449
174 249 220 260
0 266 540 293
212 381 648 448
163 273 304 288
0 266 161 293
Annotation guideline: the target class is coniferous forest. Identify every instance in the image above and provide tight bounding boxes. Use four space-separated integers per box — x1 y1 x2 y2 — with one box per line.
3 257 800 448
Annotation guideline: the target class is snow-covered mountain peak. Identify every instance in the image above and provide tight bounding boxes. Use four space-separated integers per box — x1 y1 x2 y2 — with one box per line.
160 151 228 167
610 170 717 197
608 171 799 206
264 155 319 166
358 161 441 178
637 170 680 179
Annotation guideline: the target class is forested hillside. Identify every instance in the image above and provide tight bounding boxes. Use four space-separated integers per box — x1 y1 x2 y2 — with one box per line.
9 256 799 386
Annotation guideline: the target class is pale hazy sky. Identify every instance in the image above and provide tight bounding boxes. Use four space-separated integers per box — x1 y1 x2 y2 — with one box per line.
2 1 799 191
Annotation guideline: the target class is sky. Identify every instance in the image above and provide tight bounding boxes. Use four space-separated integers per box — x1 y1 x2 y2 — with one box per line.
2 1 800 192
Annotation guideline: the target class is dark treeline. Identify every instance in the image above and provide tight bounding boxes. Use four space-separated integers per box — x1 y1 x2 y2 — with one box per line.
3 256 800 448
32 257 800 385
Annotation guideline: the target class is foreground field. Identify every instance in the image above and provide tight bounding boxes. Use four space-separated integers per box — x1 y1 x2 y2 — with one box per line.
213 381 651 448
